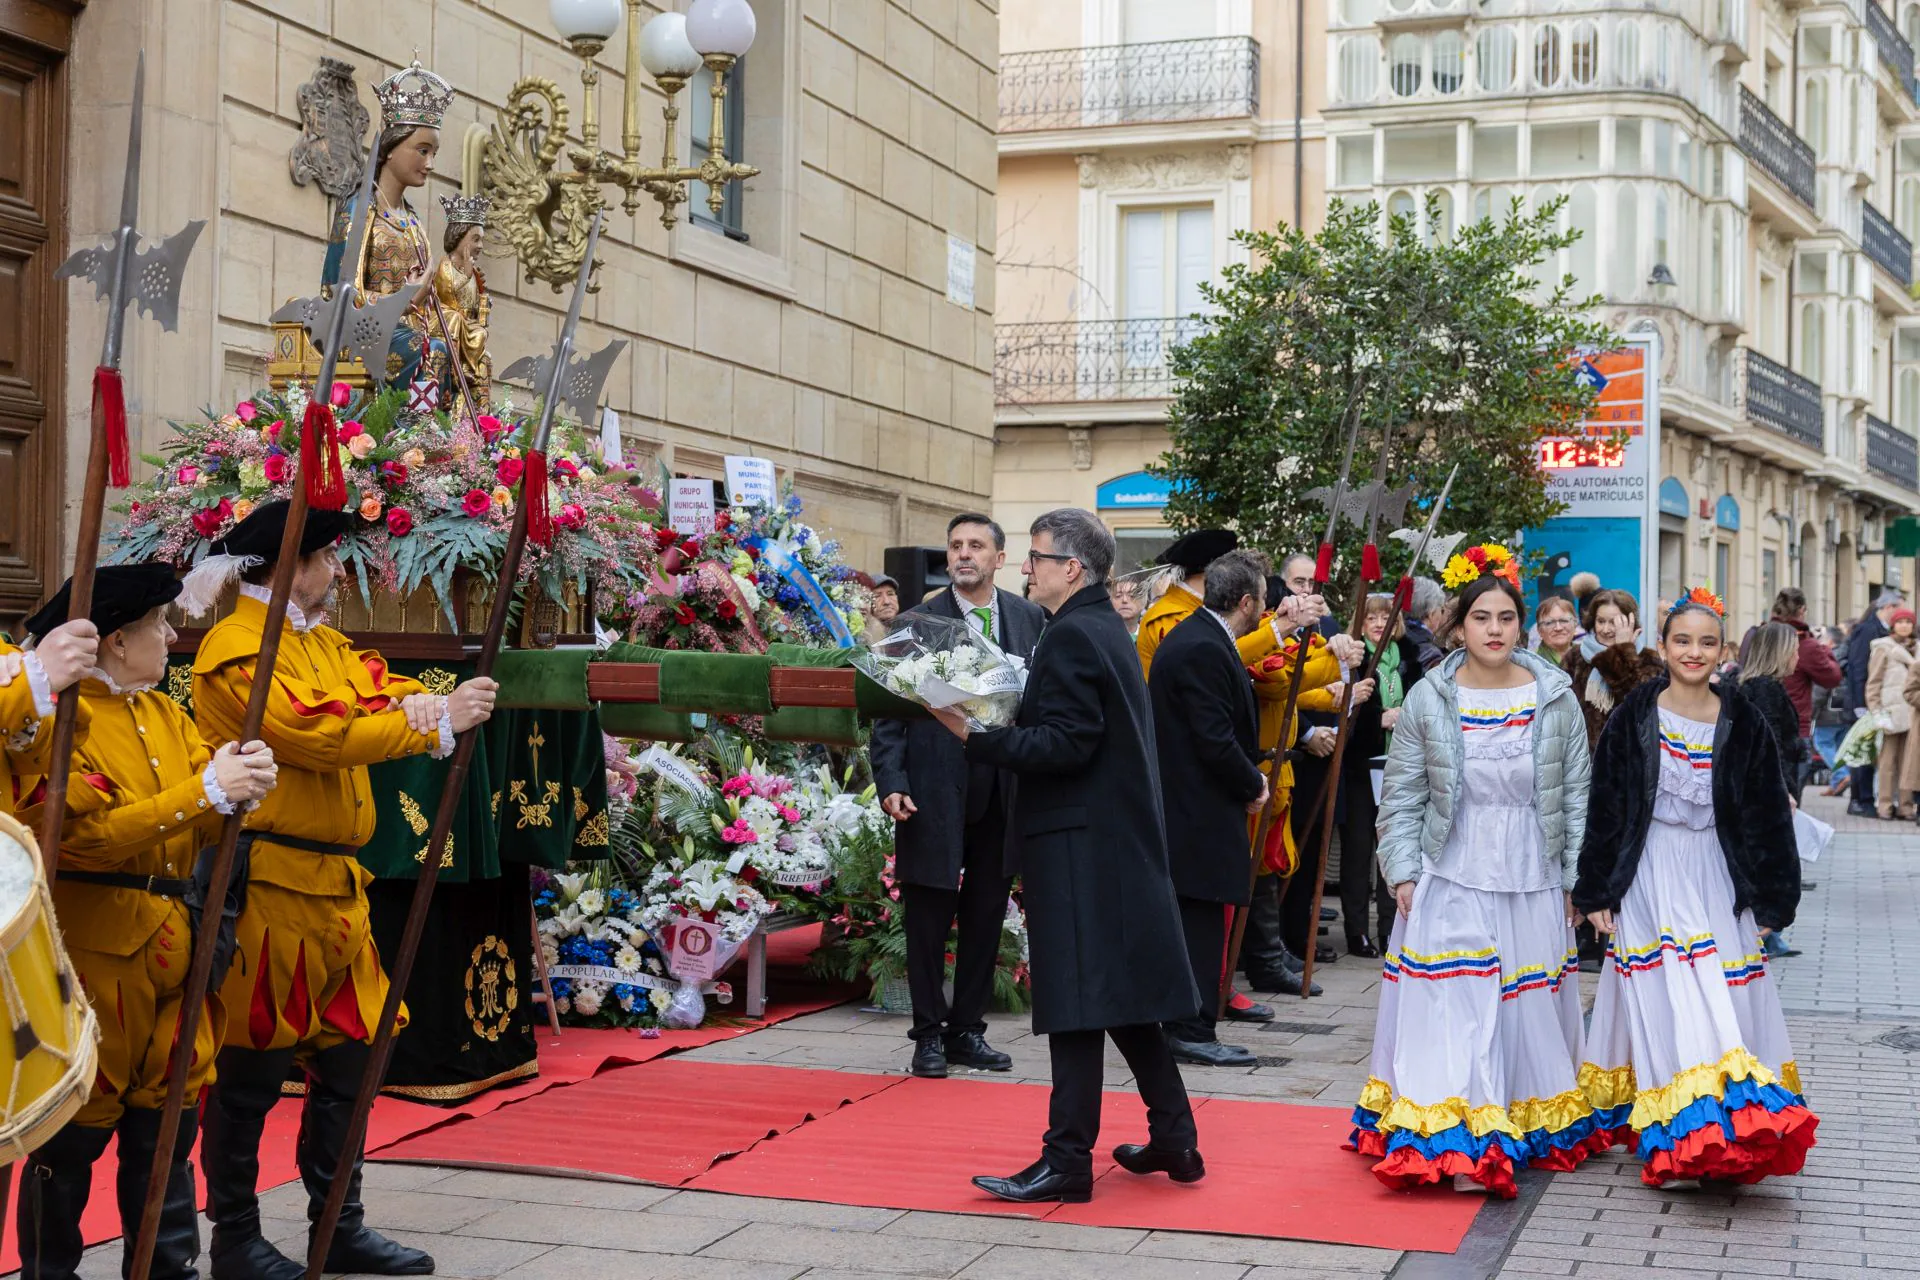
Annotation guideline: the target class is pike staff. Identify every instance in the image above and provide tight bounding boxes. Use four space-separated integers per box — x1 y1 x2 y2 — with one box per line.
303 214 625 1280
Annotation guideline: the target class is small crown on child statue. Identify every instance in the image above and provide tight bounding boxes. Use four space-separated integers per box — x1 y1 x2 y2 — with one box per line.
440 193 490 229
375 57 455 131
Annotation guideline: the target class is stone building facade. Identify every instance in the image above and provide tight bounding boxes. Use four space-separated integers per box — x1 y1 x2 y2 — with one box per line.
0 0 998 626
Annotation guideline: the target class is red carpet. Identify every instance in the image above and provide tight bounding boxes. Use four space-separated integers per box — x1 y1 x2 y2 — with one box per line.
378 1065 1477 1253
0 990 844 1273
375 1060 901 1182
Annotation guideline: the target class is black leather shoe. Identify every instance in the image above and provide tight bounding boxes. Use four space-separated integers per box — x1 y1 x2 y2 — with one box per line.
1223 998 1274 1023
1271 967 1323 997
973 1158 1093 1203
910 1038 949 1078
1169 1038 1258 1067
1346 934 1381 959
301 1042 436 1276
1278 945 1305 974
319 1224 436 1276
1112 1143 1206 1183
944 1031 1012 1071
1314 944 1338 964
1848 800 1875 817
1320 906 1338 922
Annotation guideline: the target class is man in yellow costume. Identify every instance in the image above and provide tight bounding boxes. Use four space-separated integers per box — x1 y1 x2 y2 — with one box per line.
1135 531 1356 999
13 564 279 1280
182 500 497 1280
1 611 100 820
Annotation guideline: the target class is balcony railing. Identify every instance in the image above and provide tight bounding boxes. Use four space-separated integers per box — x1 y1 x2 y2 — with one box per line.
1866 0 1918 101
1741 349 1825 451
1738 86 1817 214
995 318 1209 404
999 37 1259 132
1868 413 1920 489
1864 201 1913 289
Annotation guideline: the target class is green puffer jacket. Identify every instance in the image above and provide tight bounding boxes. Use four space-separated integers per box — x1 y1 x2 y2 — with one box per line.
1375 646 1592 891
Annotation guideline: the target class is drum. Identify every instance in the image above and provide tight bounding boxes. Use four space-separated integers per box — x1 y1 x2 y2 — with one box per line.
0 813 98 1163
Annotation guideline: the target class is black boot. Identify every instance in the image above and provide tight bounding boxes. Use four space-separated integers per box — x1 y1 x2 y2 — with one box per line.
115 1107 204 1280
300 1042 434 1275
1241 874 1288 982
203 1048 304 1280
16 1122 113 1279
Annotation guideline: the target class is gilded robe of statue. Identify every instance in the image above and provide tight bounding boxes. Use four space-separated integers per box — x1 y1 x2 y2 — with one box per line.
430 257 492 416
321 196 447 393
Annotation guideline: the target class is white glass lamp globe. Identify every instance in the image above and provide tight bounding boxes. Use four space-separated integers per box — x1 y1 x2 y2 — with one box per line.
638 12 705 78
550 0 622 43
686 0 757 57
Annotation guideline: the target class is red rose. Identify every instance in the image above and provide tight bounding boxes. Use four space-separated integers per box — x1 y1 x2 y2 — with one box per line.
263 454 290 484
496 457 524 487
714 511 732 530
190 497 233 539
381 461 409 485
476 414 504 438
654 527 681 549
557 502 586 529
718 598 738 620
330 381 352 408
387 507 414 537
335 419 364 442
1464 546 1487 568
553 458 579 479
462 488 492 517
679 539 701 558
673 602 697 625
266 419 284 440
743 543 761 561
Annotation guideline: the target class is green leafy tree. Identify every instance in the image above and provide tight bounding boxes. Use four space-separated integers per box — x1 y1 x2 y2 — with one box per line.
1152 196 1613 596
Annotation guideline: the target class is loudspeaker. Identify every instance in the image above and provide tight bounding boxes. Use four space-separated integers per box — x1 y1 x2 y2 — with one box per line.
885 546 949 604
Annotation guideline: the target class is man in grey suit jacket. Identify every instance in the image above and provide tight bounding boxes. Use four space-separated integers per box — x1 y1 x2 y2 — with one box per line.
870 513 1046 1079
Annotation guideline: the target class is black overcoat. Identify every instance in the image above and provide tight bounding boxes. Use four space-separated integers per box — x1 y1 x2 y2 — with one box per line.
1572 677 1800 931
965 584 1201 1034
1150 610 1264 905
869 586 1045 889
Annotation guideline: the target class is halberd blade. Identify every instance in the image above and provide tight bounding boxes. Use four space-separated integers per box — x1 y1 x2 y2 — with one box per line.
339 288 422 387
54 241 118 298
1373 480 1419 532
555 339 629 422
130 221 206 332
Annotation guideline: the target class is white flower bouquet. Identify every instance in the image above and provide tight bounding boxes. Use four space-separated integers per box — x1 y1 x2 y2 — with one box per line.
852 612 1026 729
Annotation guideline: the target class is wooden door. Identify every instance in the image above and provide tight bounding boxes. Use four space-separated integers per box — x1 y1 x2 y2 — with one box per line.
0 5 68 633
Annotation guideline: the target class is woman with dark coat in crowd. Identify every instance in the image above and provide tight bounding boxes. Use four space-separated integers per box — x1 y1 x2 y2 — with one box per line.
1574 589 1816 1190
1563 588 1665 751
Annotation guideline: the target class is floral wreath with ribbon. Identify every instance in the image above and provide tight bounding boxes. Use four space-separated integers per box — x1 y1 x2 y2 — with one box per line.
1440 542 1522 592
1667 585 1726 619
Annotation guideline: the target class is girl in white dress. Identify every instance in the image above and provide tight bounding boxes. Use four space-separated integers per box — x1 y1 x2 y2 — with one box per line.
1575 588 1817 1186
1348 546 1603 1197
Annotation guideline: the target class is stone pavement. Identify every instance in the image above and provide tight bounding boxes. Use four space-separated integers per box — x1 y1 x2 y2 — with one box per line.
47 791 1917 1279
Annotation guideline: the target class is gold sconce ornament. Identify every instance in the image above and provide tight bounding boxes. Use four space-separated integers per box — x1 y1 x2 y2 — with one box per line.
485 0 758 289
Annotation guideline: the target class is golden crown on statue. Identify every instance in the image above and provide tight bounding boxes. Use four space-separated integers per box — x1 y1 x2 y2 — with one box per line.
439 193 491 229
375 58 455 130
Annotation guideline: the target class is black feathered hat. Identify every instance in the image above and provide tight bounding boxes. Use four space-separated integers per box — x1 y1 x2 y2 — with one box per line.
1157 529 1238 574
25 563 181 642
177 500 355 619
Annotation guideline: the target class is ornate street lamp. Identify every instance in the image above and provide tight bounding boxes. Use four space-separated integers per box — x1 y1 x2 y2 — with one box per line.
485 0 759 288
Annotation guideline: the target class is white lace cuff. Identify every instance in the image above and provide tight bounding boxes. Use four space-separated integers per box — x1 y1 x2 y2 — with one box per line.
201 760 240 816
431 702 457 760
22 652 55 720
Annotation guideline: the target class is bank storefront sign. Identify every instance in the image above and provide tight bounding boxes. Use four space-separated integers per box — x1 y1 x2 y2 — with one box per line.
1097 471 1172 509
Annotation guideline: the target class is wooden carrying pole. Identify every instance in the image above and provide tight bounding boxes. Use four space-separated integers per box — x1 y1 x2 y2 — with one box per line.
303 211 610 1280
1293 463 1460 999
1217 386 1368 1011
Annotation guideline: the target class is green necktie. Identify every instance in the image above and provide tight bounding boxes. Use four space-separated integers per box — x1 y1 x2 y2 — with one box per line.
971 606 992 637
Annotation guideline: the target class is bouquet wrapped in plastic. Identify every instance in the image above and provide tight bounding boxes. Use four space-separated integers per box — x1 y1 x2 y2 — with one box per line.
852 613 1026 729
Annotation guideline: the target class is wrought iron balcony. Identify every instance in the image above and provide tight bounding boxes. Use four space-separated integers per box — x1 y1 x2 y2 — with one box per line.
1866 0 1918 100
1864 200 1913 290
1740 349 1824 451
999 37 1260 133
1868 413 1920 490
1738 87 1817 214
995 318 1210 404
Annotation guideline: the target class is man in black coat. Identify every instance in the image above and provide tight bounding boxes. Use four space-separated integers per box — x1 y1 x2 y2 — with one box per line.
1150 550 1272 1068
1843 589 1904 816
871 513 1045 1079
931 508 1202 1205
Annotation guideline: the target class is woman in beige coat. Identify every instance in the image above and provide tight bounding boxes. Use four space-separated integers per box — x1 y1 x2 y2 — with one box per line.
1901 617 1920 815
1866 608 1917 817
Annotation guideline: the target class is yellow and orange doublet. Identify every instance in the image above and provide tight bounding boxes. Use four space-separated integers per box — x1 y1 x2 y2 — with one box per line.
51 682 224 1124
193 593 441 1055
1137 581 1286 679
0 637 91 820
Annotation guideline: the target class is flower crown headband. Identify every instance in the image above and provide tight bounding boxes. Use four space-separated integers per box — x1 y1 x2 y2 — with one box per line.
1667 586 1726 619
1441 542 1522 592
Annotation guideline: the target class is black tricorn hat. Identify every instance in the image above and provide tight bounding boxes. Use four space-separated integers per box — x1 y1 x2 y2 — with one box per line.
25 562 182 643
209 500 353 560
1158 529 1238 574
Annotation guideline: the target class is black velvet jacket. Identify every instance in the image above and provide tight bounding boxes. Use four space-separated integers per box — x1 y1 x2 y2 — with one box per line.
1573 677 1800 931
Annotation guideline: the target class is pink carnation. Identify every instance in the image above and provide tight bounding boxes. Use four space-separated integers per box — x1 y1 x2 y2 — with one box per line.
720 819 756 845
777 805 801 824
721 777 754 798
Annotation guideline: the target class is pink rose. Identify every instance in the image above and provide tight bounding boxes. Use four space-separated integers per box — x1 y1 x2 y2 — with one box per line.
330 381 351 408
557 502 586 529
476 414 504 438
263 454 290 484
336 419 364 442
553 458 580 479
176 466 199 486
462 488 492 517
235 402 258 423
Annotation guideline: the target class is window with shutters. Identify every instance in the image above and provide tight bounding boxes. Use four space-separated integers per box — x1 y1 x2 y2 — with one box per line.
1120 206 1215 369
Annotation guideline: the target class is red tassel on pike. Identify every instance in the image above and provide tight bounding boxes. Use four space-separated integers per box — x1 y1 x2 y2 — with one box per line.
301 401 347 510
1394 575 1414 611
524 448 553 546
94 365 131 488
1314 543 1334 583
1361 542 1381 581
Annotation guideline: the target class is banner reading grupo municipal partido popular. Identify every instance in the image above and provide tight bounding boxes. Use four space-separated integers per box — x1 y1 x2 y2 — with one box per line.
1521 331 1662 610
